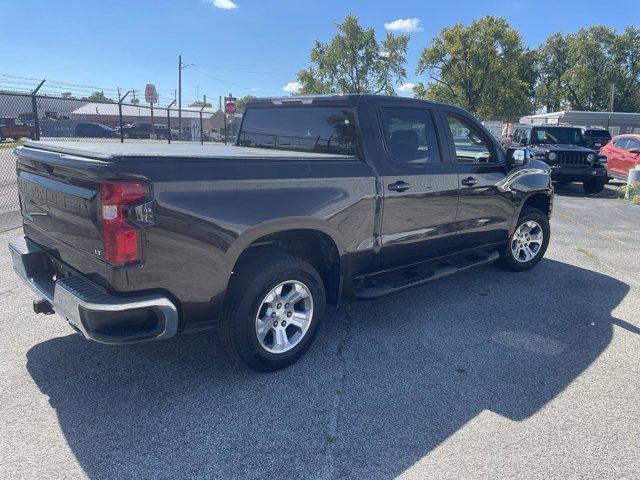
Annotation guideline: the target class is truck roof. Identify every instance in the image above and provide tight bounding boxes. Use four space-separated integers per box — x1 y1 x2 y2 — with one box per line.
19 141 357 162
245 94 455 110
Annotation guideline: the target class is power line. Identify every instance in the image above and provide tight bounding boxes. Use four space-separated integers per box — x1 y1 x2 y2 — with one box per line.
191 67 279 95
194 64 295 77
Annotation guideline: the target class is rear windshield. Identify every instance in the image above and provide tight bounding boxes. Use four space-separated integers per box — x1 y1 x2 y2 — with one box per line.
238 106 359 156
584 129 611 138
531 127 584 146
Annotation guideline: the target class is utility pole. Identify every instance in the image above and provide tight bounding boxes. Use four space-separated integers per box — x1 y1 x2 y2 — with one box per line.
609 83 615 112
178 55 182 135
177 55 194 136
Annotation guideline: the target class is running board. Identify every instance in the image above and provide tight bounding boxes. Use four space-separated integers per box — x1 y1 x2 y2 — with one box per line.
354 250 500 299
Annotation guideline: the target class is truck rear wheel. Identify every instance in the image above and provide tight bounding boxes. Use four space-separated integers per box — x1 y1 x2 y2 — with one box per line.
221 254 325 372
498 207 550 272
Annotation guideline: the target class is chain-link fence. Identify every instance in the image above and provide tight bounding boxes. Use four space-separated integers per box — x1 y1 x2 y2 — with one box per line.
0 90 242 214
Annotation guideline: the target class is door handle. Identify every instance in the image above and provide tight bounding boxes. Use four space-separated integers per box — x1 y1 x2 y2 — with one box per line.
461 177 477 187
388 181 411 192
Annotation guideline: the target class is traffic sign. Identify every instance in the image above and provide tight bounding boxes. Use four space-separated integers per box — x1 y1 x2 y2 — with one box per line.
225 101 236 114
145 84 158 104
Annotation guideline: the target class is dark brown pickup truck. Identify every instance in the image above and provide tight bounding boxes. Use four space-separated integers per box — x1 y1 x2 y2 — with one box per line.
9 95 553 371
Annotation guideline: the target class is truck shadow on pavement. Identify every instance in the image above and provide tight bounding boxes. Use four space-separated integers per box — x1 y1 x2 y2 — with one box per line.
26 259 629 479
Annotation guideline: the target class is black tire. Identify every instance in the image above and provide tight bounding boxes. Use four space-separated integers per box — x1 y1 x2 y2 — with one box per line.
583 177 606 194
221 254 325 372
498 207 550 272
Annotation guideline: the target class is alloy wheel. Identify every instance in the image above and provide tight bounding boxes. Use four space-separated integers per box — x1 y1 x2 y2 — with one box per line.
510 220 544 263
255 280 314 354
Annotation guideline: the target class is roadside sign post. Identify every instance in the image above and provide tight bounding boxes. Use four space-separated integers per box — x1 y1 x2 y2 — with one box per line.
145 84 158 139
224 93 236 145
150 102 155 138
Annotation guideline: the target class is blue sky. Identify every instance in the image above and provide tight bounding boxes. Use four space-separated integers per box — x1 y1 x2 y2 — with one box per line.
1 0 637 106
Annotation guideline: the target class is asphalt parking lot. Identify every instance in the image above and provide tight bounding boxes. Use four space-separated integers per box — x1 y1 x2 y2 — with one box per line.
1 184 638 480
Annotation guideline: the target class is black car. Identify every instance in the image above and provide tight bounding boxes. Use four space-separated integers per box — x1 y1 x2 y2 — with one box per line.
510 125 608 193
75 122 118 138
11 95 553 372
119 122 175 140
582 127 612 150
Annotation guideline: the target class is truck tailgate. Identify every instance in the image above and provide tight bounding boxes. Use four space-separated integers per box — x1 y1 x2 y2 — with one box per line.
15 145 108 284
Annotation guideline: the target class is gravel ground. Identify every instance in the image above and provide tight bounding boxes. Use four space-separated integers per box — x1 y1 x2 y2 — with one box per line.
0 184 638 480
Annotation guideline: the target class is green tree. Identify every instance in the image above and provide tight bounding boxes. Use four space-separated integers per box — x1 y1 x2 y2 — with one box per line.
414 16 535 119
236 95 256 113
564 26 617 111
610 26 640 112
534 33 571 112
535 26 640 113
296 14 409 95
189 101 212 107
85 90 115 103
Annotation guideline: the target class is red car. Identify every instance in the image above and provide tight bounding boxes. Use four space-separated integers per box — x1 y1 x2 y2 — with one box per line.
0 117 36 141
600 134 640 181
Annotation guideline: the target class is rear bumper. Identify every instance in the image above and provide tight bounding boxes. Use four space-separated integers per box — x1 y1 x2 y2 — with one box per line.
9 236 178 345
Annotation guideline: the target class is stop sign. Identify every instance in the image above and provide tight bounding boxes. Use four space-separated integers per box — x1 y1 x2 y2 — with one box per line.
225 101 236 114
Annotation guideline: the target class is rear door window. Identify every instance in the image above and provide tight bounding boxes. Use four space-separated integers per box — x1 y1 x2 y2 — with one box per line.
238 106 359 156
378 107 441 164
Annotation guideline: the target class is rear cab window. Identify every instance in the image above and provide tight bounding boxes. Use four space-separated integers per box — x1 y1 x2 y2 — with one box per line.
238 106 360 156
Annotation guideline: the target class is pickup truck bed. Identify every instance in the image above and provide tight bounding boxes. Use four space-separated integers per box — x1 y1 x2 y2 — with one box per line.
24 141 356 161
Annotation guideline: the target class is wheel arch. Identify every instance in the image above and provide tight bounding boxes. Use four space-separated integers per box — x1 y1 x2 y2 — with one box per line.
223 222 345 308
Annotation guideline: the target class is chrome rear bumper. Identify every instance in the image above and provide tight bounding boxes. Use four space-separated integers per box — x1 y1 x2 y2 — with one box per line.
9 236 178 345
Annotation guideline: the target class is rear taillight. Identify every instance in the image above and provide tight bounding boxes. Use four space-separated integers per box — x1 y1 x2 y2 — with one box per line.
100 180 149 266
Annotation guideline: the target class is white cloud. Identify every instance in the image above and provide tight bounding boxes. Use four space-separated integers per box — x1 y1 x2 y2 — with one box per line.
283 81 301 93
397 82 416 92
384 18 423 33
211 0 238 9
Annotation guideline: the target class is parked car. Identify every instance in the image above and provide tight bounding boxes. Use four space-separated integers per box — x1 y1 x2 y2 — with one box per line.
179 126 211 142
75 122 118 138
119 122 174 140
0 117 36 141
582 127 612 150
599 134 640 181
10 95 553 372
510 124 608 193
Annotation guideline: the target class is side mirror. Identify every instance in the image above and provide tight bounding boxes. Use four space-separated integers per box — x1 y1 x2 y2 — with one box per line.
506 148 528 167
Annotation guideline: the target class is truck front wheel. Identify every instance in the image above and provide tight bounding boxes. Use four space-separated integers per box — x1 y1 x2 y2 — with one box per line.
221 254 325 372
498 207 550 272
